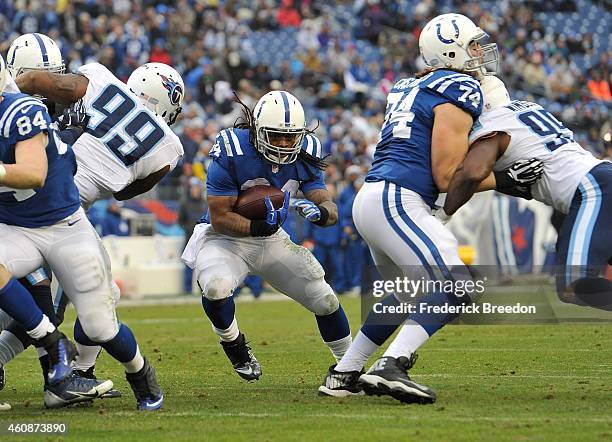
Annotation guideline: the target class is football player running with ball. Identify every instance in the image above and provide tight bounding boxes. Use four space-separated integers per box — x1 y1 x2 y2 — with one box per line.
318 14 543 403
182 91 352 380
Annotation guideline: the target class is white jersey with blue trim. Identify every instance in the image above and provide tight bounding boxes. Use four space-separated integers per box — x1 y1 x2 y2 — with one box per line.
74 63 183 203
0 92 80 227
469 100 604 214
366 69 483 207
202 128 326 223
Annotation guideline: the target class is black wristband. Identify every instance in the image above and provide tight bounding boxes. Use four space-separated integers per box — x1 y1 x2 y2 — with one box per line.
313 205 329 226
249 219 279 237
493 170 513 190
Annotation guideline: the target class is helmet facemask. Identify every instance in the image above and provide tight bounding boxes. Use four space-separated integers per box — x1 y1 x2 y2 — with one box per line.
255 126 305 165
463 33 499 76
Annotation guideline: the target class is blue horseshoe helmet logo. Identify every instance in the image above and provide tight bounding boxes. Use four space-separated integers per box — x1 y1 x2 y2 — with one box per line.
436 19 460 44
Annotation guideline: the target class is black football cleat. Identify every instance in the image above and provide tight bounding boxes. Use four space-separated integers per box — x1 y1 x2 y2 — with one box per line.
220 333 262 381
126 358 163 411
358 354 436 404
0 365 4 391
75 367 122 399
318 364 364 397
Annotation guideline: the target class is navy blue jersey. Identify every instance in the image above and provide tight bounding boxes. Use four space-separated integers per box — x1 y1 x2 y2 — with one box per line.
366 70 483 207
0 93 79 228
202 128 326 222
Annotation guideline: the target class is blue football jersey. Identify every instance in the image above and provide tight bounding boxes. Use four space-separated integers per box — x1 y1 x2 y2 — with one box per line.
202 128 327 222
366 70 483 207
0 93 80 228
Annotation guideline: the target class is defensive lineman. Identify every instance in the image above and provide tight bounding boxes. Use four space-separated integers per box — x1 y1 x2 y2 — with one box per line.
445 76 611 310
182 91 352 380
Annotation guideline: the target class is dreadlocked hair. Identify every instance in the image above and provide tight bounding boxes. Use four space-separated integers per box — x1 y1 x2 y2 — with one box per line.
297 120 328 171
232 91 257 147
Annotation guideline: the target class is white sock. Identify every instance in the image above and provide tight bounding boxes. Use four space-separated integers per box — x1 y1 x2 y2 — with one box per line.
122 345 145 374
36 347 47 357
26 315 55 340
212 317 240 342
383 320 430 359
0 330 24 366
335 331 379 372
324 335 352 362
74 344 101 371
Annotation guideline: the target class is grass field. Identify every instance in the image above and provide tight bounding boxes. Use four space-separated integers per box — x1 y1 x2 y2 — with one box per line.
1 296 611 441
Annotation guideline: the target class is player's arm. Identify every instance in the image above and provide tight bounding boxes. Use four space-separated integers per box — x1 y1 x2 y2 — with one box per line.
0 132 48 189
443 133 503 215
113 165 171 201
207 195 252 237
303 188 338 227
16 71 88 104
430 103 475 193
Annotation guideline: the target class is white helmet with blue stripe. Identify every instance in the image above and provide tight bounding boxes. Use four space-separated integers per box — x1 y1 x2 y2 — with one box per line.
253 90 306 165
6 33 65 78
419 13 498 77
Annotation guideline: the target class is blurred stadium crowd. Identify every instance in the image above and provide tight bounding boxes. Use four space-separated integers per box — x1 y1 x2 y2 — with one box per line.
1 0 610 294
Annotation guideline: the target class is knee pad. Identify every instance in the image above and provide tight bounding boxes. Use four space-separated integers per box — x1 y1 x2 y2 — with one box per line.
77 311 120 343
305 280 340 316
199 275 235 301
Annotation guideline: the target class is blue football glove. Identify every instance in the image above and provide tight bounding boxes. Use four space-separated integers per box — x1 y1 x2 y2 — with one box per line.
250 192 290 237
264 191 290 226
292 199 321 223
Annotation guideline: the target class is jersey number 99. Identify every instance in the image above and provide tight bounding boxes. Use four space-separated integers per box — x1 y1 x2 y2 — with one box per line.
87 84 164 166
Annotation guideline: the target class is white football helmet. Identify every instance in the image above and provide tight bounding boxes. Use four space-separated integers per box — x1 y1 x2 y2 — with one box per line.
419 13 498 76
0 55 7 95
127 63 185 126
480 75 511 111
6 33 65 78
252 91 306 165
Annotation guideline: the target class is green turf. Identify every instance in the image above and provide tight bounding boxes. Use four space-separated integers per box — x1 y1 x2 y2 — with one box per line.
1 297 611 441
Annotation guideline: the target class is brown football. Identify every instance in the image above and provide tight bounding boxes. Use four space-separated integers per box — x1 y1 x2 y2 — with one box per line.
233 185 285 220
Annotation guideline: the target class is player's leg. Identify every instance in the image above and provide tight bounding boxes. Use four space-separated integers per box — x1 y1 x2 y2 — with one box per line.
70 280 122 399
357 183 471 403
2 271 57 388
44 210 157 410
258 232 352 364
184 224 260 380
0 224 77 386
557 165 612 310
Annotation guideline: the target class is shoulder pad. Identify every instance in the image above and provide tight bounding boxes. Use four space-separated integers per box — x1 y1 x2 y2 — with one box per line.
421 72 483 118
210 128 247 161
301 134 323 158
0 94 50 139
